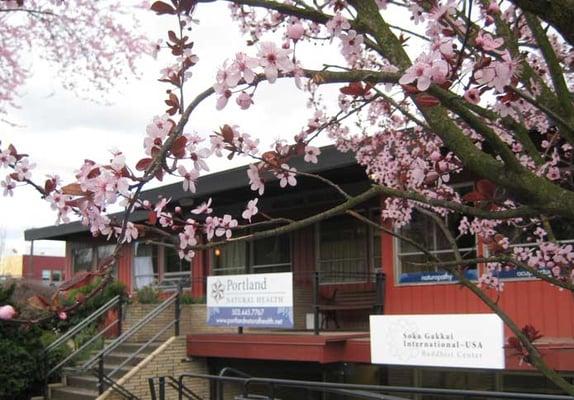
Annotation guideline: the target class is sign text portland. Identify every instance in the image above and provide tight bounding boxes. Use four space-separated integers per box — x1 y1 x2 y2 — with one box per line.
207 272 293 328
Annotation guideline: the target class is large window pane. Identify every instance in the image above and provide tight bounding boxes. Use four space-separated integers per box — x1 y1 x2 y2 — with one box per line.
396 207 477 283
319 215 368 282
212 241 247 275
134 243 158 289
252 235 290 273
162 247 191 288
72 246 93 273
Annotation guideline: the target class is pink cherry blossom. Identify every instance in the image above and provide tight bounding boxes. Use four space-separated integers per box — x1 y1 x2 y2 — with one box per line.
192 198 213 215
0 150 15 167
178 165 199 192
326 13 350 37
276 164 297 188
236 92 254 110
1 177 15 197
464 88 481 104
215 214 237 239
304 146 321 164
0 305 16 320
247 164 265 195
58 311 68 320
257 41 293 83
242 198 259 222
287 22 305 41
232 52 259 84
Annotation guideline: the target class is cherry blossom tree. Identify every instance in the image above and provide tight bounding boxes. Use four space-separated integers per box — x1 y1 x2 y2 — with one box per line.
1 0 574 394
0 0 154 119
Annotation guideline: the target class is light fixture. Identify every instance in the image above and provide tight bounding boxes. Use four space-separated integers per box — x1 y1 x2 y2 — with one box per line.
214 248 221 257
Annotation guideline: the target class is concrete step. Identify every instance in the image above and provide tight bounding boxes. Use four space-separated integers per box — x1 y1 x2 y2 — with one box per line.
66 374 98 390
50 385 98 400
103 351 148 366
104 341 162 354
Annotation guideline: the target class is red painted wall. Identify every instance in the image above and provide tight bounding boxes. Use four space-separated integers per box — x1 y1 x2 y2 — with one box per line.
381 231 574 338
22 255 66 281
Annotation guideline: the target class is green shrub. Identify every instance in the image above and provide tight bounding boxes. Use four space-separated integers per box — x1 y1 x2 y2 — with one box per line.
0 325 44 399
180 294 206 304
134 286 160 304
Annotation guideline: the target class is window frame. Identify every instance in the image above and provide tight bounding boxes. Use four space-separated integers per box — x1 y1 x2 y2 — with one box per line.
315 209 381 285
393 183 479 286
210 233 292 276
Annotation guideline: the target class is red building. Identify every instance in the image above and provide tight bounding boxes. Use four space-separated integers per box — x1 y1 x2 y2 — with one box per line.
24 146 574 395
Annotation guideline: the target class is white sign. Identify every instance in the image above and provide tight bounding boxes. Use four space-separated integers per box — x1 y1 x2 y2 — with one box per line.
207 272 293 328
370 314 505 369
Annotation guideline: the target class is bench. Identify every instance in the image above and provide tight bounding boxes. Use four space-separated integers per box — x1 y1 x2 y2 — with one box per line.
317 288 381 329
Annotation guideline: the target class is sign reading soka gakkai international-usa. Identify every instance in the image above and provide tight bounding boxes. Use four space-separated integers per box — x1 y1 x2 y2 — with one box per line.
207 272 293 328
370 314 505 369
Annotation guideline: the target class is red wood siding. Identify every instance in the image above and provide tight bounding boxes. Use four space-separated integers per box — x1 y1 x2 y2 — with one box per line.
381 231 574 338
292 226 315 287
22 255 66 281
117 245 133 292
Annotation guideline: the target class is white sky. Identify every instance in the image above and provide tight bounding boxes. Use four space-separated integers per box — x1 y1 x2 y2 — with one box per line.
0 2 345 256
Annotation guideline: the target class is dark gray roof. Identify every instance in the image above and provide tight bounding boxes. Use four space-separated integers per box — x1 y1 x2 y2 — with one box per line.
24 146 358 241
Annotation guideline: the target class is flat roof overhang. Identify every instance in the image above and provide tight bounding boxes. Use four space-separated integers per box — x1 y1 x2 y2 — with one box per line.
187 333 574 371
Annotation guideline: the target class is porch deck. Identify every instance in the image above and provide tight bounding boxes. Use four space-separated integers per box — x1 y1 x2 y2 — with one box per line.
187 330 371 364
187 331 574 372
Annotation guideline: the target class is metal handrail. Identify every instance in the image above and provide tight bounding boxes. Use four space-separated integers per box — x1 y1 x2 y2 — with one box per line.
82 290 178 371
173 373 574 400
49 318 119 375
46 295 121 353
106 319 177 380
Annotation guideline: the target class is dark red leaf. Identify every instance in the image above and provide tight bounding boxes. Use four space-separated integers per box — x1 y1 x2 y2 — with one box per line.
415 93 440 107
148 211 158 225
168 30 178 43
155 168 164 181
61 183 85 196
179 0 196 14
44 179 56 194
27 295 51 310
58 271 96 292
171 136 187 159
151 1 176 14
221 124 234 143
136 158 153 171
87 167 101 179
476 179 496 199
339 82 367 97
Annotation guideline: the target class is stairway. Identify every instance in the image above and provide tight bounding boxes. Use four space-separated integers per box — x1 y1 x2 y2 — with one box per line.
49 341 162 400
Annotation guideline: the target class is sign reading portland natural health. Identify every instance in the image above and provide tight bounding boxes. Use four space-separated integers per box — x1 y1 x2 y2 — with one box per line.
370 314 505 369
207 272 293 328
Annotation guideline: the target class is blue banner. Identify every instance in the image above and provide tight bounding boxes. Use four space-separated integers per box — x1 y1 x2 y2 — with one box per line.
495 268 551 280
399 269 478 284
207 306 294 328
207 272 294 329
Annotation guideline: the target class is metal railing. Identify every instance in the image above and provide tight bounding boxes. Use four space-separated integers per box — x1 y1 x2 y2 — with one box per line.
79 281 184 397
44 294 124 397
149 372 574 400
311 270 386 335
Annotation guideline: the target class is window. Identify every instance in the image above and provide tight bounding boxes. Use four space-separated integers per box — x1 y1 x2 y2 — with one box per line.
72 244 93 273
317 213 380 283
133 242 158 289
162 247 191 288
71 242 117 276
395 207 477 284
41 269 63 285
211 234 291 275
494 218 574 280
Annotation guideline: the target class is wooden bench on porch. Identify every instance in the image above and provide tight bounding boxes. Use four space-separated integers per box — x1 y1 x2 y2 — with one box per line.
318 287 382 329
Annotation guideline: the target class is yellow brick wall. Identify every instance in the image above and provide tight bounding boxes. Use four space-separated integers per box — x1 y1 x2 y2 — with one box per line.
122 304 236 341
123 291 314 342
98 336 209 400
